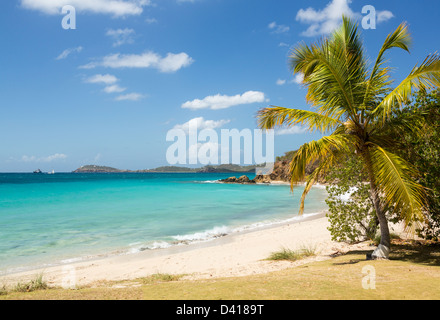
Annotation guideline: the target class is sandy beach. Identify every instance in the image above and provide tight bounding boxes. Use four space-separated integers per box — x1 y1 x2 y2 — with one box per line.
0 212 380 289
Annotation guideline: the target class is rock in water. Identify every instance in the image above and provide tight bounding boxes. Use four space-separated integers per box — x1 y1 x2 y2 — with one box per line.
253 175 272 184
220 175 256 184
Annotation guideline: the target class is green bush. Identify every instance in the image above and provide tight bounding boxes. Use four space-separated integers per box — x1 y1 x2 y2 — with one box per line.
325 156 379 243
393 90 440 241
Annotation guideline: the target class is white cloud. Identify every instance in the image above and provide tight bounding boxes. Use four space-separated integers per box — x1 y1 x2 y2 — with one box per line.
45 153 68 162
56 46 83 60
275 126 307 135
103 84 126 93
80 51 194 73
296 0 393 37
292 73 305 85
85 74 119 85
106 28 135 47
21 153 68 162
156 53 194 73
296 0 358 37
145 17 158 24
276 74 304 86
182 91 267 110
276 79 286 86
86 74 129 95
21 155 37 162
115 93 144 101
377 10 394 23
20 0 150 17
268 21 290 34
173 117 230 134
85 74 137 97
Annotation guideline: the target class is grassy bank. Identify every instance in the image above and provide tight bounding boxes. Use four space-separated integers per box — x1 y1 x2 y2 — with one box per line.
1 241 439 300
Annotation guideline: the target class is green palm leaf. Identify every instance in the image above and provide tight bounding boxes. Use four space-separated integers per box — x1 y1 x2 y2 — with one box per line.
257 106 341 133
367 144 427 229
373 53 440 124
288 134 353 188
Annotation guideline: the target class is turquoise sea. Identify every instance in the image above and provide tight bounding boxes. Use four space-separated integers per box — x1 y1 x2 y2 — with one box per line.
0 172 328 275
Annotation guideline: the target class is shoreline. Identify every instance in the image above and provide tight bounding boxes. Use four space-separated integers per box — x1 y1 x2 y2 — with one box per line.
0 208 326 277
0 179 333 288
0 211 374 288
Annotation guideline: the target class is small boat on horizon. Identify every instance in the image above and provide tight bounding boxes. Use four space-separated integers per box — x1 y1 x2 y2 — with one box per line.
47 170 55 174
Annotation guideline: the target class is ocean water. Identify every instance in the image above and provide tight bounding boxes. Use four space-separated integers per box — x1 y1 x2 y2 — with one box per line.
0 172 328 275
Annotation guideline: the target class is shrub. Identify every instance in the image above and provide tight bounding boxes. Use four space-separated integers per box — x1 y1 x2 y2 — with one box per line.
325 156 379 243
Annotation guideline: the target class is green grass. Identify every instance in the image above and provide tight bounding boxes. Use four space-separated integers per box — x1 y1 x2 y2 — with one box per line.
4 273 48 294
1 241 439 300
267 244 317 261
141 273 185 284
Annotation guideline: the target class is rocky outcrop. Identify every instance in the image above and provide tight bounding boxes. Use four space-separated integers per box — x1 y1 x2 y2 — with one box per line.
252 175 273 184
267 161 291 182
221 160 292 184
220 175 256 184
219 157 325 185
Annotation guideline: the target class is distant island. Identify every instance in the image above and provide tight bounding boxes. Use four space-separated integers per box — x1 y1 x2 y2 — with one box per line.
72 151 320 184
73 164 257 173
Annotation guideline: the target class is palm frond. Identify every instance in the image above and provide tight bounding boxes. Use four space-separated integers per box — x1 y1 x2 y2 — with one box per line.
366 143 428 229
363 23 411 107
368 22 411 85
290 17 368 123
257 106 342 133
372 53 440 124
297 152 341 216
289 134 353 187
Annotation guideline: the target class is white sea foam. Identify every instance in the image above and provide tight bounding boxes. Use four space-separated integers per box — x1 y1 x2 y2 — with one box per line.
168 212 325 246
145 241 172 250
230 211 324 234
172 226 231 243
201 180 220 184
60 257 86 264
127 241 172 253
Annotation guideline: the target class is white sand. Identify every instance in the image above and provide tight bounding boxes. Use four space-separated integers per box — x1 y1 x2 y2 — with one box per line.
0 213 376 288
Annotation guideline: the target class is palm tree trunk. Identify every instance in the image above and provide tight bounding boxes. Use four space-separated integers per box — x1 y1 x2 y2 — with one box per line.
363 151 391 259
369 178 391 249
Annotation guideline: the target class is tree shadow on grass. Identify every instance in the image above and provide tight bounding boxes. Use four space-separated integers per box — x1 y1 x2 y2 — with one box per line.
388 240 440 267
331 250 370 265
332 241 440 267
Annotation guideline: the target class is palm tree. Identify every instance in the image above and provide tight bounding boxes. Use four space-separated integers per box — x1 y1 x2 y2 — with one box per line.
258 17 440 259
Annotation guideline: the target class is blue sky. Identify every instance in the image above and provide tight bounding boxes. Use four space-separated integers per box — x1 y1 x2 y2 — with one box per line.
1 0 439 172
